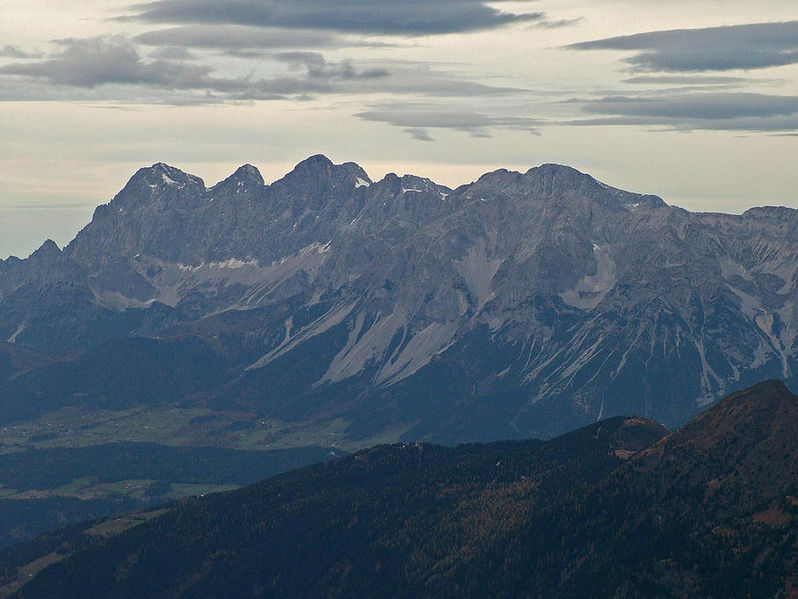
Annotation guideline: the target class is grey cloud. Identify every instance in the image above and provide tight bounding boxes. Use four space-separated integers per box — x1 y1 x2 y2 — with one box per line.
357 107 542 137
134 25 344 54
585 93 798 120
125 0 544 36
571 114 798 132
0 36 520 104
0 36 166 87
271 58 523 97
404 127 434 141
357 64 525 97
535 18 583 29
274 52 389 80
569 21 798 72
569 92 798 132
267 53 515 95
148 46 195 60
623 75 753 86
0 36 327 98
1 45 41 59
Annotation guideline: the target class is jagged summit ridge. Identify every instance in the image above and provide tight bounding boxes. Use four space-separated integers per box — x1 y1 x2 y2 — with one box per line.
29 239 61 261
129 162 206 191
213 164 265 189
98 157 662 225
1 157 798 441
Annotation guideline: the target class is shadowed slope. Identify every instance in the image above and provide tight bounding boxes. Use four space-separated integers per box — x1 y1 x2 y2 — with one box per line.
5 381 797 598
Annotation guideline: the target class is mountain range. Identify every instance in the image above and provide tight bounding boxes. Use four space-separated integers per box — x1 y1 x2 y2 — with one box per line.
1 155 796 444
2 379 795 598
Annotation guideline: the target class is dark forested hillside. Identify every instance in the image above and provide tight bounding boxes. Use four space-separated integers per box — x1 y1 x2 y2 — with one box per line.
0 444 344 550
4 380 796 598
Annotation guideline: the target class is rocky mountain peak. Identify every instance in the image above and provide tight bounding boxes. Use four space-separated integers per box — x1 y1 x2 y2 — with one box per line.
464 168 534 201
27 239 62 265
232 164 265 186
211 164 265 193
379 172 401 190
527 163 593 184
105 162 208 214
287 154 334 181
524 163 607 198
532 162 585 176
340 161 371 187
472 167 520 186
268 155 374 217
283 154 371 189
462 163 625 213
274 154 344 195
136 162 206 190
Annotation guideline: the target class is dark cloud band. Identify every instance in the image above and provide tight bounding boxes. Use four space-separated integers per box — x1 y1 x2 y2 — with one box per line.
569 21 798 72
125 0 543 36
570 92 798 132
357 107 542 139
134 25 343 53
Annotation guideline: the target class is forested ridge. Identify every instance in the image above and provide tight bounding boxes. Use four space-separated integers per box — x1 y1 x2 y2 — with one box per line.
3 380 797 598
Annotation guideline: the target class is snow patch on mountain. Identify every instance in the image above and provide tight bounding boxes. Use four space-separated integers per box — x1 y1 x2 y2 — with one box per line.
161 173 181 187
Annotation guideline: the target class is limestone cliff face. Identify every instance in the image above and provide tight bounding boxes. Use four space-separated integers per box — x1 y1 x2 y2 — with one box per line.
1 156 797 439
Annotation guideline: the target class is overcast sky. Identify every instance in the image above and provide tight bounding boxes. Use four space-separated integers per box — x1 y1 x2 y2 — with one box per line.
1 0 797 258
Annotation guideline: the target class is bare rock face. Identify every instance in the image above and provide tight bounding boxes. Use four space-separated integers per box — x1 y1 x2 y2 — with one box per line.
1 156 797 441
